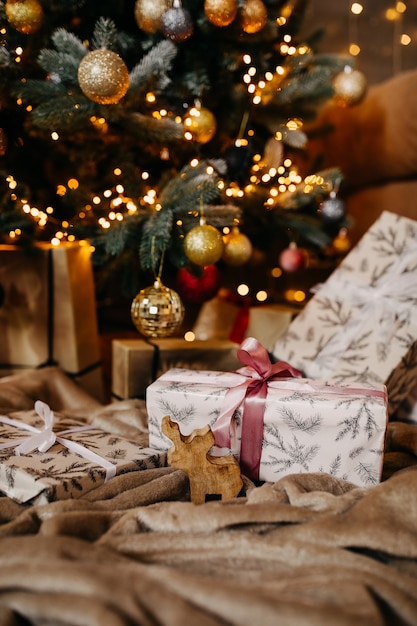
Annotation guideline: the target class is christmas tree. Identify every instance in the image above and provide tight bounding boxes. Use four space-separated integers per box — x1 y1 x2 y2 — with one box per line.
0 0 364 335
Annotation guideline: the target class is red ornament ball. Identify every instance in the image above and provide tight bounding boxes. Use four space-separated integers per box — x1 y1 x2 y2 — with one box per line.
177 265 221 304
279 244 306 273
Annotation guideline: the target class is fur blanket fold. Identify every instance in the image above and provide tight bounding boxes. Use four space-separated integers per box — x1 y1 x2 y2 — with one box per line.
0 367 416 626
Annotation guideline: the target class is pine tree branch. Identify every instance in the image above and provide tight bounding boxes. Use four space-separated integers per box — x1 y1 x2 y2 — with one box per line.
13 79 67 105
127 40 178 97
92 17 119 51
51 28 87 59
118 112 184 143
37 49 80 84
140 209 174 273
30 94 98 130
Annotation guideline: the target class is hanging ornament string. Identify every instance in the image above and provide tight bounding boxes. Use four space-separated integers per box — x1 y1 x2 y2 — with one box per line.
131 237 184 338
237 111 249 142
320 175 346 224
151 235 166 285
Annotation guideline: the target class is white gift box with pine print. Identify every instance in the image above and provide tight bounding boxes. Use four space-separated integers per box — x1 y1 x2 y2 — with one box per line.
272 211 417 417
147 339 388 487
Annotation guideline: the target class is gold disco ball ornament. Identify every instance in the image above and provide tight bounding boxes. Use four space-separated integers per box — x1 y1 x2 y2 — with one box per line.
131 279 184 338
204 0 238 27
184 222 224 266
78 49 130 105
5 0 44 34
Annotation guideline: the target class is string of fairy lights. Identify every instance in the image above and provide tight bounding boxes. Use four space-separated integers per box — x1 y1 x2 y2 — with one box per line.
4 27 318 247
3 1 415 251
347 1 412 74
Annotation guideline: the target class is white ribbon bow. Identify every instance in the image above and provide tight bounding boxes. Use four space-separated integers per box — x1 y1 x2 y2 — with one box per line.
0 401 116 482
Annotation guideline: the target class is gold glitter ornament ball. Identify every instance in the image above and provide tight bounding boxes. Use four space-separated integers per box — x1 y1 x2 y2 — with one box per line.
204 0 238 27
184 105 217 144
134 0 169 33
131 280 184 338
332 228 351 254
78 49 129 105
222 229 253 267
184 223 224 266
240 0 267 34
5 0 43 34
333 66 367 106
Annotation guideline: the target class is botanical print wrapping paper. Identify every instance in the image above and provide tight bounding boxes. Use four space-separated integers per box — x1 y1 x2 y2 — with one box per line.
147 369 388 486
272 211 417 416
0 405 164 504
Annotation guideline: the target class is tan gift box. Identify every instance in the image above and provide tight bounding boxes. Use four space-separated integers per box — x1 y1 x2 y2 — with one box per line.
112 338 241 400
0 242 103 400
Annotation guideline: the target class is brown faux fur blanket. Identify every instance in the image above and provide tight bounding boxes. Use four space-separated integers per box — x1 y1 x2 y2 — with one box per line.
0 367 416 626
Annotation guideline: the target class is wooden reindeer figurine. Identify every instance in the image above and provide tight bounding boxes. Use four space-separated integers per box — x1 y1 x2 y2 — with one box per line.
161 415 243 505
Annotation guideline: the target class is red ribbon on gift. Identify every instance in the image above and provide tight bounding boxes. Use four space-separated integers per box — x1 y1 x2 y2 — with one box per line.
212 336 302 481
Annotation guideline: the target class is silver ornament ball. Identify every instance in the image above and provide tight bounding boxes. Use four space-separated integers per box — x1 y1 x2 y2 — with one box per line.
161 6 193 41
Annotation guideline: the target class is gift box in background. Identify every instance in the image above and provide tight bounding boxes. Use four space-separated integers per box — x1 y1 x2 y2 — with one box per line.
192 293 297 351
272 211 417 417
0 243 103 401
112 338 241 400
147 340 388 486
0 402 165 505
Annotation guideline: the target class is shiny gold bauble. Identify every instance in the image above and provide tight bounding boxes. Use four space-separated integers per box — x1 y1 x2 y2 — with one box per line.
333 66 367 106
204 0 238 27
184 223 224 266
5 0 43 34
222 229 253 267
183 105 217 144
240 0 267 34
78 49 129 105
134 0 169 33
332 228 351 254
131 280 184 338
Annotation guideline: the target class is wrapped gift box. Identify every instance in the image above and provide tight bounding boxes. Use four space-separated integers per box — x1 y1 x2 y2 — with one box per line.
0 243 103 401
272 211 417 416
0 402 165 505
146 340 388 487
112 338 241 400
192 295 297 351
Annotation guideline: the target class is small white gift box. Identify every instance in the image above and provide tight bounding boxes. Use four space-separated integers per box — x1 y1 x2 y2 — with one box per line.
0 401 165 504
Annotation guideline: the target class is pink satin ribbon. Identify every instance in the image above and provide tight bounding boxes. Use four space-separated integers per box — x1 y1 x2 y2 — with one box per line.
212 337 302 480
212 337 387 481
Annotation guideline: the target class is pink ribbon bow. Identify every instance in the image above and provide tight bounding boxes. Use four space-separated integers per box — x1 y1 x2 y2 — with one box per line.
212 336 302 480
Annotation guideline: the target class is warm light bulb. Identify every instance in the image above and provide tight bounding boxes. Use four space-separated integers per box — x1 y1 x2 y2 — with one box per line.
351 3 363 15
349 43 361 55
